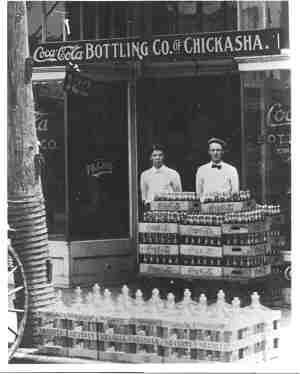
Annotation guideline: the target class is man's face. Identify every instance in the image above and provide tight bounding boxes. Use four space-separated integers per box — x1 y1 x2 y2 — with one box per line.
151 150 164 168
208 142 223 163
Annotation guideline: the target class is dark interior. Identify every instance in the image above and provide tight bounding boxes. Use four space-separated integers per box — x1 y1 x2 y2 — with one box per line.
137 75 242 192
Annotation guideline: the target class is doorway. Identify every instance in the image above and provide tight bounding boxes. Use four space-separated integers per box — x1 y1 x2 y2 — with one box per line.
137 75 241 200
68 82 129 240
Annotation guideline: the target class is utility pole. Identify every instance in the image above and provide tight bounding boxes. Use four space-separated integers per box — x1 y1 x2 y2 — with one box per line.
7 1 54 346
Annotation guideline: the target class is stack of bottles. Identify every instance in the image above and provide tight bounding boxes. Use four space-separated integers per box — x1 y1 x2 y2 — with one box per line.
139 216 180 275
179 212 223 278
139 192 281 280
154 192 198 201
202 190 251 203
257 204 285 273
37 286 281 363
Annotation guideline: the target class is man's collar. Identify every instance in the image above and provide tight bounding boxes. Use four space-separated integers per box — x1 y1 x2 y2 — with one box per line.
151 165 166 173
210 161 223 166
210 161 223 169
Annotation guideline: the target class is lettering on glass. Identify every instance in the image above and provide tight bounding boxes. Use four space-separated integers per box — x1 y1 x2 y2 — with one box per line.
86 159 113 177
35 112 59 151
266 103 291 161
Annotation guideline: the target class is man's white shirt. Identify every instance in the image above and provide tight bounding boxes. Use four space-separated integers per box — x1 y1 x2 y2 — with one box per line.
196 161 239 199
140 165 182 203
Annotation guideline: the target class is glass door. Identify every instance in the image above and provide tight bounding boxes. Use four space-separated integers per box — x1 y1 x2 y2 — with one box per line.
68 81 130 240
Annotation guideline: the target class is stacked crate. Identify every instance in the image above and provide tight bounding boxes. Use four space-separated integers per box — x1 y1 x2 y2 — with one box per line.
37 287 281 363
268 211 285 273
139 195 275 280
222 219 271 279
179 216 223 278
138 220 180 276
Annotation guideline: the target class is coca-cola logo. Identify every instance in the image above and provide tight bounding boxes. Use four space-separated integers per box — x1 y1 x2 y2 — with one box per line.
33 45 84 63
267 103 291 128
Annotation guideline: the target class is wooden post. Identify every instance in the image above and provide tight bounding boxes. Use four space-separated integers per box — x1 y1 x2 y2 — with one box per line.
7 1 54 346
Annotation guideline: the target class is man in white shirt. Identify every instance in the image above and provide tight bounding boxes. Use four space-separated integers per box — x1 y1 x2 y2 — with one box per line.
196 138 239 201
140 144 182 204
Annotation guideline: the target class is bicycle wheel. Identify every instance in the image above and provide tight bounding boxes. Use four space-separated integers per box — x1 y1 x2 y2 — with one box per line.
8 243 29 361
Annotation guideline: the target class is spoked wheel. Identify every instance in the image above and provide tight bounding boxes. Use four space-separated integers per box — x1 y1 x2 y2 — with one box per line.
8 243 28 362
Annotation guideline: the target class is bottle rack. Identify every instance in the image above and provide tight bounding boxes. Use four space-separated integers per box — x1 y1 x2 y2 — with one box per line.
36 287 281 363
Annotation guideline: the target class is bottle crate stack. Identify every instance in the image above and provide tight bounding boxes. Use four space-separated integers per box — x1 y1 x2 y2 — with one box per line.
259 205 287 274
36 286 281 363
138 213 182 276
179 214 223 278
138 192 280 281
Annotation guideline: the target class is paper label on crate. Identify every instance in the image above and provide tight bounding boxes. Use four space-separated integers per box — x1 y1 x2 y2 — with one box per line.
150 201 200 211
180 245 222 257
222 243 269 256
179 225 221 237
139 244 179 255
139 222 178 233
181 265 222 277
222 220 270 234
223 265 270 278
140 263 179 274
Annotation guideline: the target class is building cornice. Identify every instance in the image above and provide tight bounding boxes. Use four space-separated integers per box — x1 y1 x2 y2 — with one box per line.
235 50 291 71
32 66 66 81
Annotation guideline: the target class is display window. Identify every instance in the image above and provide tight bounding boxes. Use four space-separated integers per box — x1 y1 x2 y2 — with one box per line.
241 69 291 250
68 82 129 240
33 81 66 237
137 75 241 200
137 74 242 218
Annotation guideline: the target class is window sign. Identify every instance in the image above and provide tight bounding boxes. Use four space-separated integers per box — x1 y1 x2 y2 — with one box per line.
266 103 291 162
33 81 66 236
86 159 113 178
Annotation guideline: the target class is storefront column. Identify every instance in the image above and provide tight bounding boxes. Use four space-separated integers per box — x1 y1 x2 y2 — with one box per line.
127 77 138 265
260 72 267 203
240 75 247 189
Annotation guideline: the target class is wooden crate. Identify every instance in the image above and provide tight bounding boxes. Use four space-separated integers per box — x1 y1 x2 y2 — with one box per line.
180 245 222 257
222 265 271 279
139 244 179 255
139 263 180 275
180 265 223 278
222 220 271 234
37 345 69 357
98 351 162 363
150 201 200 211
68 347 98 360
223 243 271 256
179 224 222 237
139 222 178 233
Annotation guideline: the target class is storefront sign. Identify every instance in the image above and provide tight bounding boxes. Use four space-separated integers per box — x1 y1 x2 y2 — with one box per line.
32 28 282 66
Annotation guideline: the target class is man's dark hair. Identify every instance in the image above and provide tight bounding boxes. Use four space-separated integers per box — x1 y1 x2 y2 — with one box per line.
150 144 165 154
